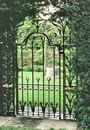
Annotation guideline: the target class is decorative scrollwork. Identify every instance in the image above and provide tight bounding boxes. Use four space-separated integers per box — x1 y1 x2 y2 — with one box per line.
19 101 26 112
29 101 37 112
65 93 75 116
51 102 58 114
40 102 48 113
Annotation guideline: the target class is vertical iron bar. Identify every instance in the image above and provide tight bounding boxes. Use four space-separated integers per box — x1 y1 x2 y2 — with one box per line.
32 40 34 116
27 79 29 116
59 44 61 119
42 38 45 117
12 44 15 116
48 79 50 117
37 79 40 116
53 47 55 117
21 46 24 116
16 44 18 114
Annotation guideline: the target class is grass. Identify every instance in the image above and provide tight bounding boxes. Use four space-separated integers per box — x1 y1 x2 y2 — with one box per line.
15 71 75 109
18 71 63 85
0 126 66 130
16 47 76 109
17 71 64 107
0 126 32 130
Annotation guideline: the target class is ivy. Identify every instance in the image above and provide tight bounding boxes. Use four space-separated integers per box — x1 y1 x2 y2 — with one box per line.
65 0 90 129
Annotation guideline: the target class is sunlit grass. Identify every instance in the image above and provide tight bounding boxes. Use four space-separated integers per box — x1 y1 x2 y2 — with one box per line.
18 71 63 85
0 126 66 130
15 71 75 109
17 71 63 108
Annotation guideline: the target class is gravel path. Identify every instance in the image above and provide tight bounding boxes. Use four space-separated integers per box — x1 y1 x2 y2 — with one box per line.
0 116 77 130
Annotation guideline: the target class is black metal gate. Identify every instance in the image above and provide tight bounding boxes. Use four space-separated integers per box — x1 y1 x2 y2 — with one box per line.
15 20 76 120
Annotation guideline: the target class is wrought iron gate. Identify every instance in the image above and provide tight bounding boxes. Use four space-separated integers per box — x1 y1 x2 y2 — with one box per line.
16 20 76 120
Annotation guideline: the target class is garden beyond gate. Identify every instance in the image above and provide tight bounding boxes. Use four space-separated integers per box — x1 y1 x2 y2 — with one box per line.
15 20 76 120
0 20 76 120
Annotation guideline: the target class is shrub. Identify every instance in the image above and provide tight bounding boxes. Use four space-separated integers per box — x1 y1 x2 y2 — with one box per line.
34 58 43 65
65 0 90 129
35 66 43 72
23 65 43 72
23 66 32 71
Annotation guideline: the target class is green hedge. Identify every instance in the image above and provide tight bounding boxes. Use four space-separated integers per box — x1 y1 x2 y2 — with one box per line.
23 65 43 72
74 85 90 129
68 0 90 129
63 0 90 129
34 58 43 65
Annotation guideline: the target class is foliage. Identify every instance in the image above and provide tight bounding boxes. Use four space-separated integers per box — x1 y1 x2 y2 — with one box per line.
23 65 43 72
34 58 43 65
17 19 60 70
62 0 90 129
51 0 90 128
0 0 55 45
0 0 90 128
17 18 60 44
0 0 66 46
0 126 66 130
0 126 31 130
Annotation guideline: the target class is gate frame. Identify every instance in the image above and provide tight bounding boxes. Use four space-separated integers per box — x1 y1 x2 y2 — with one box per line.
15 19 76 120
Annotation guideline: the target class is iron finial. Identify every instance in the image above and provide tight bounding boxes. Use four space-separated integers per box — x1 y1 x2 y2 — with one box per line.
36 77 40 81
26 76 29 81
47 77 51 81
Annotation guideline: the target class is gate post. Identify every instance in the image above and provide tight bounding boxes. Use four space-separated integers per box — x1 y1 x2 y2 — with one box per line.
0 44 3 115
0 42 15 116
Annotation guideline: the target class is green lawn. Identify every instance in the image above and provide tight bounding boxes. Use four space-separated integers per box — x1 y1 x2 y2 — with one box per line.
18 71 63 85
17 71 63 106
0 126 31 130
0 126 66 130
15 71 75 109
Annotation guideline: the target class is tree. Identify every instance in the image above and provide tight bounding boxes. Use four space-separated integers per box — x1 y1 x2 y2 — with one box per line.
49 0 90 128
62 0 90 129
72 1 90 129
